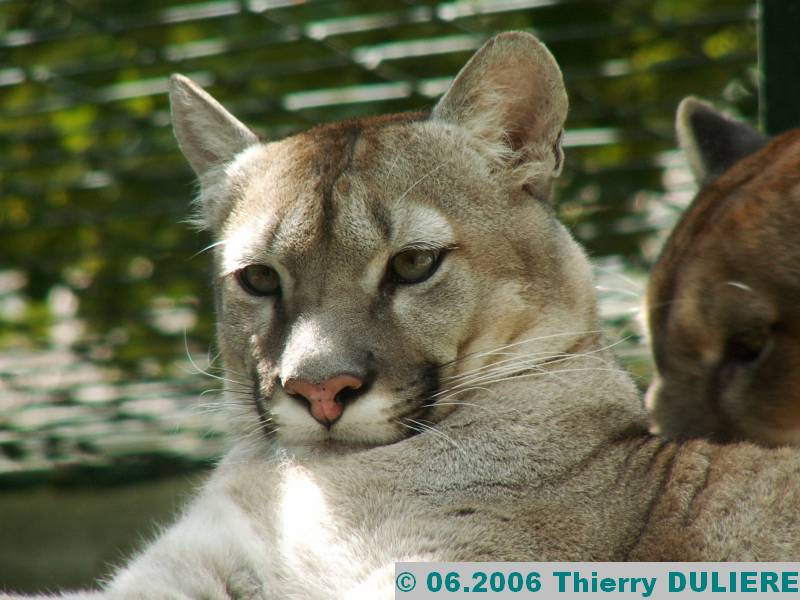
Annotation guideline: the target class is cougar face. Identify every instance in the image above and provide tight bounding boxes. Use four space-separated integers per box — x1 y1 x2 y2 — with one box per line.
646 98 800 446
170 33 596 449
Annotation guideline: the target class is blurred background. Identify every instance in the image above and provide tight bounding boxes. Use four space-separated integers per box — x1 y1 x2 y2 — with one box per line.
0 0 761 593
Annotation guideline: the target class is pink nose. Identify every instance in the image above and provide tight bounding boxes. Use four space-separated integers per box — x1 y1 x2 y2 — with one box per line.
284 374 364 426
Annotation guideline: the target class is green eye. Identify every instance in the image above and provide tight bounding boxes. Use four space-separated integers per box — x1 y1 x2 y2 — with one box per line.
389 249 442 284
237 265 280 296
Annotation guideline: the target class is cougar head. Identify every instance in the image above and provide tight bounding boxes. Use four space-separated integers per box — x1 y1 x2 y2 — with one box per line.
169 32 597 449
646 98 800 446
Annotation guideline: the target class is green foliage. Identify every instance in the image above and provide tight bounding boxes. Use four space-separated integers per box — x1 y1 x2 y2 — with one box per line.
0 0 757 372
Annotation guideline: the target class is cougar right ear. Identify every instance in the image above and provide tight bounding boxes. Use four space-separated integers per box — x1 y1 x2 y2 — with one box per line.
169 74 259 178
676 97 767 186
432 31 568 200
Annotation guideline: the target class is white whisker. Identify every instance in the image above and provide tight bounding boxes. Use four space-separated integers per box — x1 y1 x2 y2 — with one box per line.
595 285 641 298
454 366 626 391
190 238 228 259
443 329 604 369
403 418 466 455
445 335 629 389
396 160 452 203
593 265 644 292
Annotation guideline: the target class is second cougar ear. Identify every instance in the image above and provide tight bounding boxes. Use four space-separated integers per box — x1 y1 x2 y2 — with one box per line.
432 31 568 197
676 97 768 186
169 74 260 178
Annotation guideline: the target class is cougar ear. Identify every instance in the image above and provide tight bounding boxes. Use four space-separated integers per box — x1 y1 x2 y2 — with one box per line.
432 31 568 198
676 97 767 186
169 74 259 177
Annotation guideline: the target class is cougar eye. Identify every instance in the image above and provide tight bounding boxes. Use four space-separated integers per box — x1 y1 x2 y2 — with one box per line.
236 265 280 296
725 329 772 364
389 249 441 284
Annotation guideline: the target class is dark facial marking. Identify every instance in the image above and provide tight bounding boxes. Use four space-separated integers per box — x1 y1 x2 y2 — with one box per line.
395 362 442 430
251 368 278 437
313 126 360 242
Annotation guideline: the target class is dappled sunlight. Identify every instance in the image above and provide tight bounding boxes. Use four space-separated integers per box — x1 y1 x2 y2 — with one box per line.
278 467 401 596
279 466 332 550
345 562 396 599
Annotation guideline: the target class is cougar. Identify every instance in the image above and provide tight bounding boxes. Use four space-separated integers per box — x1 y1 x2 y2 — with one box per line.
7 32 800 600
646 98 800 446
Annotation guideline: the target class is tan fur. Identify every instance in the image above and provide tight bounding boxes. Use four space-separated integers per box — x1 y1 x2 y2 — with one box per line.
647 98 800 446
9 34 800 600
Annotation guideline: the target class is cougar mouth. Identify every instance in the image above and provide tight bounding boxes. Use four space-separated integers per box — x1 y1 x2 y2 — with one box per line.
247 361 445 447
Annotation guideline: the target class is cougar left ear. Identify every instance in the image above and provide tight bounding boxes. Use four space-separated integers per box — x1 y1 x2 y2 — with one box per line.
169 74 260 178
676 97 767 186
432 31 568 198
